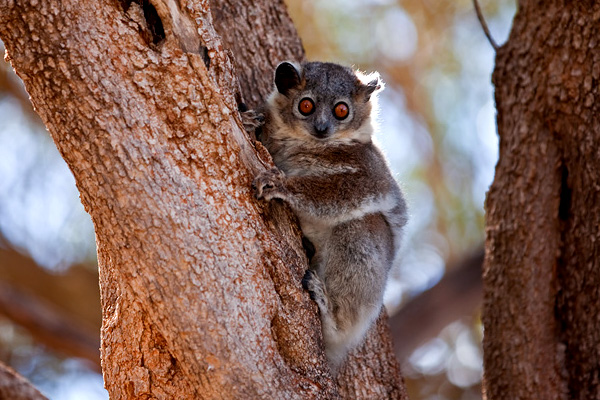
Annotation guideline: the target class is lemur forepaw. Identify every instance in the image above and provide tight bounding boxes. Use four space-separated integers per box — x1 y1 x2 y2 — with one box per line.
240 109 265 132
252 168 285 201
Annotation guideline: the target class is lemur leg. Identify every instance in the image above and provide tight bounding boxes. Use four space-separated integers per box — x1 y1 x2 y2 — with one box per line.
302 270 337 333
303 266 383 372
303 215 393 371
239 108 265 132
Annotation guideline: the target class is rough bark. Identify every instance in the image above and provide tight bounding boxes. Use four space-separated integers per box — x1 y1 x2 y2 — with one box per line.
0 362 48 400
0 0 407 398
484 1 600 399
208 0 306 108
337 312 409 400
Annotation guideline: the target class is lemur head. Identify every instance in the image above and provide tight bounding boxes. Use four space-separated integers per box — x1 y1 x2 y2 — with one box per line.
267 61 383 143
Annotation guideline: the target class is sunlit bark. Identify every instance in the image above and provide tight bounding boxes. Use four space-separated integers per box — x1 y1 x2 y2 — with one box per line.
0 0 408 397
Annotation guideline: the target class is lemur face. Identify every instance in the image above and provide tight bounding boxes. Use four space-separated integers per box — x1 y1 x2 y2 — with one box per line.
270 61 382 143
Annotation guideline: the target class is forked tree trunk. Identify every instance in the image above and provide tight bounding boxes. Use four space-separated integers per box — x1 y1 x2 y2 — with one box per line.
484 1 600 399
0 0 408 398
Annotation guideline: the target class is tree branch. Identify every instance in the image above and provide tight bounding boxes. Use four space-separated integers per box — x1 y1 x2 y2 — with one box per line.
390 246 484 361
0 282 100 368
0 243 101 331
0 362 48 400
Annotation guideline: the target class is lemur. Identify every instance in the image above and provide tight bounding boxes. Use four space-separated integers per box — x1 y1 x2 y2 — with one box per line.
249 61 407 373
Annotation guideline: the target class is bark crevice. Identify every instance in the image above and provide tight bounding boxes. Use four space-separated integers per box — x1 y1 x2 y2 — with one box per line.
558 163 571 221
121 0 166 46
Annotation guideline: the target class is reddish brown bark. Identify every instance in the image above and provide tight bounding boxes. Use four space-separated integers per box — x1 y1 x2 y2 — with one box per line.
0 0 407 398
484 1 600 399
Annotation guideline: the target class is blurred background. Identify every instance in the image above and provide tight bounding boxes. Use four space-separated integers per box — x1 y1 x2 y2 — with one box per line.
0 0 515 398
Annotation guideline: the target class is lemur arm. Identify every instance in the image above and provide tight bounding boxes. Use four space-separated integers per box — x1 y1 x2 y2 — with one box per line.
253 168 396 223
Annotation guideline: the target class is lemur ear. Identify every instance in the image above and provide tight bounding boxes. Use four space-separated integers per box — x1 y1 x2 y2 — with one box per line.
275 61 302 95
357 71 383 101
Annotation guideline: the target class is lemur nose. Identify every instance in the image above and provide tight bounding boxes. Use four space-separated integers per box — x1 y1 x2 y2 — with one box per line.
314 122 330 138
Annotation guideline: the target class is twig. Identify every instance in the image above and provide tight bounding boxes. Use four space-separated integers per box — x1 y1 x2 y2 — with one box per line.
473 0 499 51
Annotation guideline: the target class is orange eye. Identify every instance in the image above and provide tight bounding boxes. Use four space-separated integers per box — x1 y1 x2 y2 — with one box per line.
334 102 349 120
298 98 315 116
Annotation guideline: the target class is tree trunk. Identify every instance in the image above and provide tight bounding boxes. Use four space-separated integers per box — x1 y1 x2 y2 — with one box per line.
484 1 600 399
0 0 408 398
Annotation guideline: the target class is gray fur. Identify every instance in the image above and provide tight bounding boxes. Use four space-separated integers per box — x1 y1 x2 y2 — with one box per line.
252 61 408 374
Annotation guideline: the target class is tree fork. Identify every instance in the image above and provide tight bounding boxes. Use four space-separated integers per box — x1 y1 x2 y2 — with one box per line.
0 0 408 398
